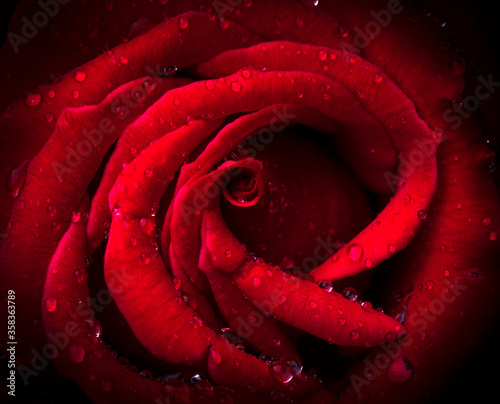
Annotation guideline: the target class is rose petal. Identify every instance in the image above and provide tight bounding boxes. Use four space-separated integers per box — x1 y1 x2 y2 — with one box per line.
201 207 406 348
0 76 173 362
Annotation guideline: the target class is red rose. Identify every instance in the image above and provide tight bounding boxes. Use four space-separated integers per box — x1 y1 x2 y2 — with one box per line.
1 1 499 403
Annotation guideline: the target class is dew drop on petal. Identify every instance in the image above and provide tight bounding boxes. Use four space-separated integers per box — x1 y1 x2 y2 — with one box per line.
74 70 87 82
318 50 327 61
68 344 86 363
100 379 111 391
210 349 222 365
386 357 414 384
350 329 360 340
489 230 498 241
178 17 189 29
252 276 261 287
173 278 181 290
6 160 29 198
45 298 57 312
23 92 42 107
318 281 333 292
230 81 241 92
342 287 358 301
373 73 383 83
481 217 492 226
270 360 294 383
241 69 252 79
417 210 428 220
346 243 362 262
140 253 151 265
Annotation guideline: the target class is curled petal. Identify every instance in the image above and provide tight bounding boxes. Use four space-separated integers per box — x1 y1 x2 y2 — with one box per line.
201 208 406 348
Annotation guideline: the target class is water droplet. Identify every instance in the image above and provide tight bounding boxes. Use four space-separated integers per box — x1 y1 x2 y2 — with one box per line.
241 69 252 79
373 73 383 83
23 92 42 107
230 81 241 92
74 70 87 82
45 113 54 123
51 221 61 231
280 255 294 269
72 90 80 100
309 300 318 309
417 210 428 220
342 287 358 301
205 80 215 90
144 168 153 178
318 50 327 61
86 318 102 343
252 276 261 287
178 17 189 29
210 349 222 364
140 252 151 265
318 281 333 292
364 258 373 268
361 301 373 311
100 379 111 391
346 243 362 262
68 344 86 363
173 278 181 290
46 204 57 216
489 230 498 241
337 24 348 37
386 357 414 384
350 329 360 340
119 56 128 64
388 244 396 253
481 217 492 226
140 369 153 379
47 89 56 98
270 360 294 383
45 298 57 312
6 160 29 198
425 280 434 290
